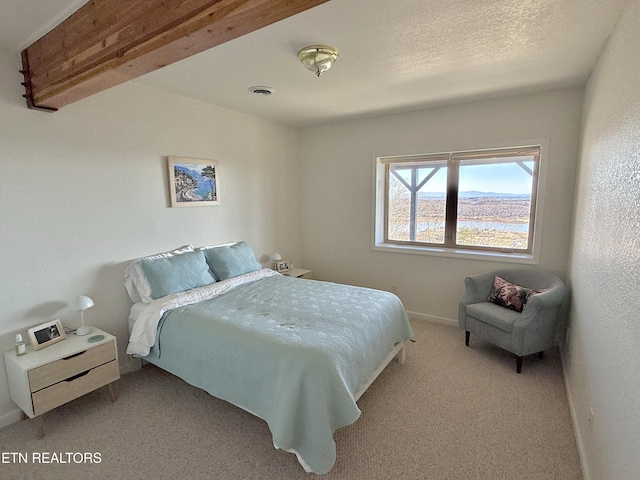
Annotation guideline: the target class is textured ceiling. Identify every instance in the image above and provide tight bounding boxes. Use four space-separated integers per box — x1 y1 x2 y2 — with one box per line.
0 0 629 127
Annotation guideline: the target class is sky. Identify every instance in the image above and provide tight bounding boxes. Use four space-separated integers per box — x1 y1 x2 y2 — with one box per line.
402 161 535 194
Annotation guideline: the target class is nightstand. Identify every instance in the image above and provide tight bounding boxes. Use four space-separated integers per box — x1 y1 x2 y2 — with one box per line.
283 268 312 279
4 327 120 437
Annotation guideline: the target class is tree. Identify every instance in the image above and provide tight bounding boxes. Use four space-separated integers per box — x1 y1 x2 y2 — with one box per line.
201 165 217 201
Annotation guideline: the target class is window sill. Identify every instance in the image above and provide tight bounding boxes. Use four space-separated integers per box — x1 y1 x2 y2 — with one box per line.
372 242 539 264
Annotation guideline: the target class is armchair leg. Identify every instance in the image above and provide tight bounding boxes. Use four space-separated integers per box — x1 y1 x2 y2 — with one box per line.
516 356 523 374
465 331 470 346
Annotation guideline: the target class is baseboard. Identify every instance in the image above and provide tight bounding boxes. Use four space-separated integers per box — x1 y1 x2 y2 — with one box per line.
119 357 139 375
0 408 23 429
559 344 590 480
406 311 457 327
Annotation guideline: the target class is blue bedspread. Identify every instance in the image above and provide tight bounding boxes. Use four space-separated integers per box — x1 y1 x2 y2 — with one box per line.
143 275 413 474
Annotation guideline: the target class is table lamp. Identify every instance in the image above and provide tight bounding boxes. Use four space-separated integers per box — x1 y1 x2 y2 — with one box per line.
71 295 94 336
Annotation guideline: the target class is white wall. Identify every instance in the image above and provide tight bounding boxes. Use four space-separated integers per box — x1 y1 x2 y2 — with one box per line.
565 0 640 478
298 88 582 323
0 46 300 425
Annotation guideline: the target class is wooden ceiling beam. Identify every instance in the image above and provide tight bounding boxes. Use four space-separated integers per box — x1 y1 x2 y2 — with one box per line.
20 0 330 112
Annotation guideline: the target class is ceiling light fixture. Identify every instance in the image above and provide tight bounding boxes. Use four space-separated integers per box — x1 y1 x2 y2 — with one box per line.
297 45 339 77
248 86 275 95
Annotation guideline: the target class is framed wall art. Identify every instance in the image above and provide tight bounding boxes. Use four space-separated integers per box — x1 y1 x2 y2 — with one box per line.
27 319 67 351
168 157 220 207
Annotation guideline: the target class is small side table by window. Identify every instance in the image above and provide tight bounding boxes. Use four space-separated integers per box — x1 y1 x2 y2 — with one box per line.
282 268 312 279
4 327 120 438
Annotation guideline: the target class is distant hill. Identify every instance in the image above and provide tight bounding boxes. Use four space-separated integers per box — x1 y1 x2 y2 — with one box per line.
175 165 206 182
460 191 530 198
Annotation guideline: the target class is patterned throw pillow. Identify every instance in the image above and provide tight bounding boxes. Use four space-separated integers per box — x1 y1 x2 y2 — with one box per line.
488 276 546 313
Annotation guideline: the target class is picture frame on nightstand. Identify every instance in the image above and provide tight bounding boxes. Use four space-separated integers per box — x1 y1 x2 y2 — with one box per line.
275 260 292 272
27 319 66 351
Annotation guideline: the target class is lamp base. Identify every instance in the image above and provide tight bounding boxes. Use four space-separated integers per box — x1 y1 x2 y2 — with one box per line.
75 325 91 336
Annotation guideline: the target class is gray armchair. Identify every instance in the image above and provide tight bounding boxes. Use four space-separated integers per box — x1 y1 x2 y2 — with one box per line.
458 269 567 373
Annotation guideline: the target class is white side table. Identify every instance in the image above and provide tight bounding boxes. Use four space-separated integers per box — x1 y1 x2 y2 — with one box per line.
4 327 120 437
282 268 312 279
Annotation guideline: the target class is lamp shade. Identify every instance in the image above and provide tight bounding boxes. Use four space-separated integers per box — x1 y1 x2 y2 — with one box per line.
70 295 94 311
297 45 339 76
270 253 282 262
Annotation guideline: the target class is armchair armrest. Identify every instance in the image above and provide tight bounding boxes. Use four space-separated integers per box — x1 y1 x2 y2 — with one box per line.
513 282 568 341
461 272 496 305
522 282 568 313
458 272 496 327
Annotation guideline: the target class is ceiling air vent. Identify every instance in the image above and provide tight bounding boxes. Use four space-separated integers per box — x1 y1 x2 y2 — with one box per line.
248 86 275 96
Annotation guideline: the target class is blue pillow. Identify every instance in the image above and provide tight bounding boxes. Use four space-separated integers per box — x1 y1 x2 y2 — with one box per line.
203 241 262 280
141 250 215 299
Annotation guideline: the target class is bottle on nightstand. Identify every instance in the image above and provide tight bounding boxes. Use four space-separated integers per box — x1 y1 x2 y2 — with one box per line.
15 334 26 356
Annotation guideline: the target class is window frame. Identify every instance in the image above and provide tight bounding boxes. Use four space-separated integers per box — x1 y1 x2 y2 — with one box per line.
373 142 547 264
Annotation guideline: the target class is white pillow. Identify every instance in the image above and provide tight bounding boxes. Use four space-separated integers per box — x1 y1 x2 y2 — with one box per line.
197 241 238 252
123 245 194 303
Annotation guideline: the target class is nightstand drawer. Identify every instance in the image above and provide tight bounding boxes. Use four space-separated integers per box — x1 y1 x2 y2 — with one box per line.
32 359 120 416
28 341 116 393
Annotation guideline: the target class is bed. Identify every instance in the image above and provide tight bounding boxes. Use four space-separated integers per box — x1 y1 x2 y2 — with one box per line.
125 242 414 474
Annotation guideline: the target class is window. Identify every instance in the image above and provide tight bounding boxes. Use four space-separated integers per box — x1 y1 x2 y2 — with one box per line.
374 145 543 260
